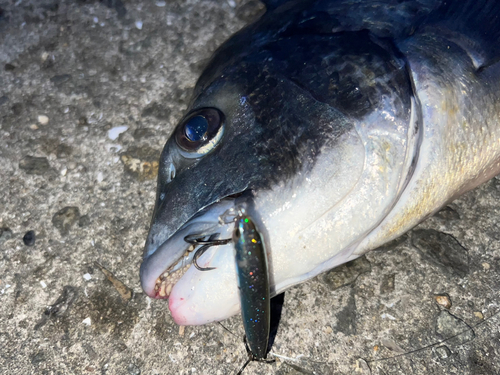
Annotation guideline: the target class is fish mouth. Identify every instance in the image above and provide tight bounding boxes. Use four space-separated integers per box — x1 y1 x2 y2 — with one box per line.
140 194 245 300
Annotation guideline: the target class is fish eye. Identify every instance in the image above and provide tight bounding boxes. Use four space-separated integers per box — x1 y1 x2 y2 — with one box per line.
184 116 208 142
175 108 224 158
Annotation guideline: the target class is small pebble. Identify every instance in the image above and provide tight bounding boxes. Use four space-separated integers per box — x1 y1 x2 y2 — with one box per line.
434 294 452 309
128 363 141 375
482 262 490 270
30 124 38 130
38 115 49 125
41 52 49 62
23 230 36 246
0 228 14 244
381 313 396 320
135 20 143 30
474 311 484 320
435 345 451 359
108 126 128 140
83 273 92 281
60 167 67 176
155 1 166 6
82 317 91 326
40 281 47 288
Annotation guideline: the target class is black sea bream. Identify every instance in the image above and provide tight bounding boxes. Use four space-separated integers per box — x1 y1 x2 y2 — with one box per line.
140 0 500 325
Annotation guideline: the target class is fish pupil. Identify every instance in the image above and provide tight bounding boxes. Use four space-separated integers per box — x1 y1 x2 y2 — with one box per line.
184 115 208 142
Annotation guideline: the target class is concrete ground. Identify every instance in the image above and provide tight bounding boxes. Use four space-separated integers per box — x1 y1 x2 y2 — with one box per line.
1 1 499 374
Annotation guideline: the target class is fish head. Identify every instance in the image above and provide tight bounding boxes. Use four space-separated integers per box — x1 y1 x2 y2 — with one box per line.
141 30 419 325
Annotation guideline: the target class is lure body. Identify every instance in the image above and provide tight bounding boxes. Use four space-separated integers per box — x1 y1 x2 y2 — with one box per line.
233 213 270 360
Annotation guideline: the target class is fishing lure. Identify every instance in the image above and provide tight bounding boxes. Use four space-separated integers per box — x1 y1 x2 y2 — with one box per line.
232 211 272 370
184 209 273 372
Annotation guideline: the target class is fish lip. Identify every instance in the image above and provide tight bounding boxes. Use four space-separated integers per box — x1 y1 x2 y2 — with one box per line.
140 193 246 299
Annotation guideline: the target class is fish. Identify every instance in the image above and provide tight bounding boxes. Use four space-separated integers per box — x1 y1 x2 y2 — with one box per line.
140 0 500 326
232 209 271 361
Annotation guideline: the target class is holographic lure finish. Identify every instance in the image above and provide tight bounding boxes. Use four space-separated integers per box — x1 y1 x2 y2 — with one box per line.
233 213 270 360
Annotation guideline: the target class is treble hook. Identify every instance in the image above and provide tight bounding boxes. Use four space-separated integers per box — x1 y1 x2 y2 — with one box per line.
184 233 232 271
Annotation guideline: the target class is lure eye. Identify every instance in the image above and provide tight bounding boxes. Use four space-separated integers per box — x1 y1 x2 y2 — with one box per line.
233 227 241 241
175 108 224 157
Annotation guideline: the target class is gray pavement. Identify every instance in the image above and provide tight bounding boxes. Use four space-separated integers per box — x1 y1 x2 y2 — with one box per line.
1 1 499 374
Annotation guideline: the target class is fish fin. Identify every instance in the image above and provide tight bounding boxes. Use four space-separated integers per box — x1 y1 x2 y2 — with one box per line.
423 0 500 70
